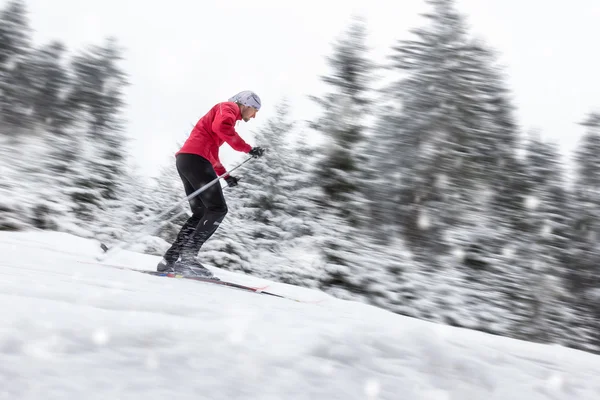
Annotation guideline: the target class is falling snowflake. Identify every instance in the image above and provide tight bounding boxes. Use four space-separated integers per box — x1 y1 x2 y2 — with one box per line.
364 378 381 399
502 246 516 258
541 222 553 238
452 247 465 261
92 329 109 346
524 195 540 210
418 210 431 230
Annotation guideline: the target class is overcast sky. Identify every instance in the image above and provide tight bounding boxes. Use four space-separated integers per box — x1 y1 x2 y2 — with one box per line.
8 0 600 178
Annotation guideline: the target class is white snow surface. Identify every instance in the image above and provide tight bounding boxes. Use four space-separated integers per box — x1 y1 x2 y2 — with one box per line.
1 231 600 400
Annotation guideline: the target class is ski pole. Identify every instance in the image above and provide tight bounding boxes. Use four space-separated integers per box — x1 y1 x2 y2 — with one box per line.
97 155 255 261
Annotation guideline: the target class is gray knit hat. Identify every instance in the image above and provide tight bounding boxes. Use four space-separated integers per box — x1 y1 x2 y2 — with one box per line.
228 90 261 110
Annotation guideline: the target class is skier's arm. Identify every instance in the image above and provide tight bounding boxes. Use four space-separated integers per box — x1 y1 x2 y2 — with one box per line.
212 104 252 153
212 160 227 177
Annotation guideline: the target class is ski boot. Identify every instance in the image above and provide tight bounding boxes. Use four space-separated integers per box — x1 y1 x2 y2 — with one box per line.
156 258 175 273
174 258 219 280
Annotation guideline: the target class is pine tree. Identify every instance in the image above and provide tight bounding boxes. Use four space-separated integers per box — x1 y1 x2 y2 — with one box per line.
365 104 407 243
0 4 134 239
0 0 33 131
574 112 600 196
510 136 576 345
25 40 78 229
366 0 575 346
26 41 71 130
309 17 373 227
570 112 600 352
572 112 600 291
66 38 130 223
0 1 72 231
383 0 522 256
304 17 384 298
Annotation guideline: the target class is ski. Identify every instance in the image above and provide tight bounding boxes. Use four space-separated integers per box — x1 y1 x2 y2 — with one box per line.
138 270 286 298
78 260 306 302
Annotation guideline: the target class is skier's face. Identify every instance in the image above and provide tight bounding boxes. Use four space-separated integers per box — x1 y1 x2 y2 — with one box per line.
241 106 258 122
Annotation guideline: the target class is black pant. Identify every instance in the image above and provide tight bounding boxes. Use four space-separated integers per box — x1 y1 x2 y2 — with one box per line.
163 153 228 263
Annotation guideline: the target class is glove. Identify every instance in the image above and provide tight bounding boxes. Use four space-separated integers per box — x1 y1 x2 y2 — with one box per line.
225 175 239 187
249 146 265 158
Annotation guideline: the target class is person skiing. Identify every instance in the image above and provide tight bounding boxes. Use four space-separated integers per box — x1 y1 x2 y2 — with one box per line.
156 90 265 278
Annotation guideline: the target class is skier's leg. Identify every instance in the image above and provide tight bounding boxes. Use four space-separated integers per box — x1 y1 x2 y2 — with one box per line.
176 154 228 262
160 159 207 266
162 189 204 263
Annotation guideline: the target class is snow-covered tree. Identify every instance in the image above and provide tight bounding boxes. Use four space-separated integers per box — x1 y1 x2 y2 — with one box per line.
309 17 374 228
358 0 585 348
26 41 71 130
66 38 130 224
571 112 600 291
381 0 522 257
505 136 575 344
0 3 133 241
0 0 33 131
569 112 600 351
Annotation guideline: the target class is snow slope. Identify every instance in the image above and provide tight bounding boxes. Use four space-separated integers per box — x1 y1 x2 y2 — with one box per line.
1 231 599 400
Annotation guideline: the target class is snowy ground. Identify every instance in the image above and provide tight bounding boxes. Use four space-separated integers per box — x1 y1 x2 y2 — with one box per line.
1 231 600 400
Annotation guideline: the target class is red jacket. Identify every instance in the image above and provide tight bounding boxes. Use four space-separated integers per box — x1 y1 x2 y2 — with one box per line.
176 101 252 176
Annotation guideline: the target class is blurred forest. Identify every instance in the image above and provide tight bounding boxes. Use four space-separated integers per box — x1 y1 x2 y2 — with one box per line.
1 0 599 354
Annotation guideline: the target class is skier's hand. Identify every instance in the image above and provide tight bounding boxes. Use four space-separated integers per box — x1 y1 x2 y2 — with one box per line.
249 146 265 158
225 175 240 187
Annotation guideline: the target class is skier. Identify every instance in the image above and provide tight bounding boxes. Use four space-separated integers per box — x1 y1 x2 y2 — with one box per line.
156 91 265 278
